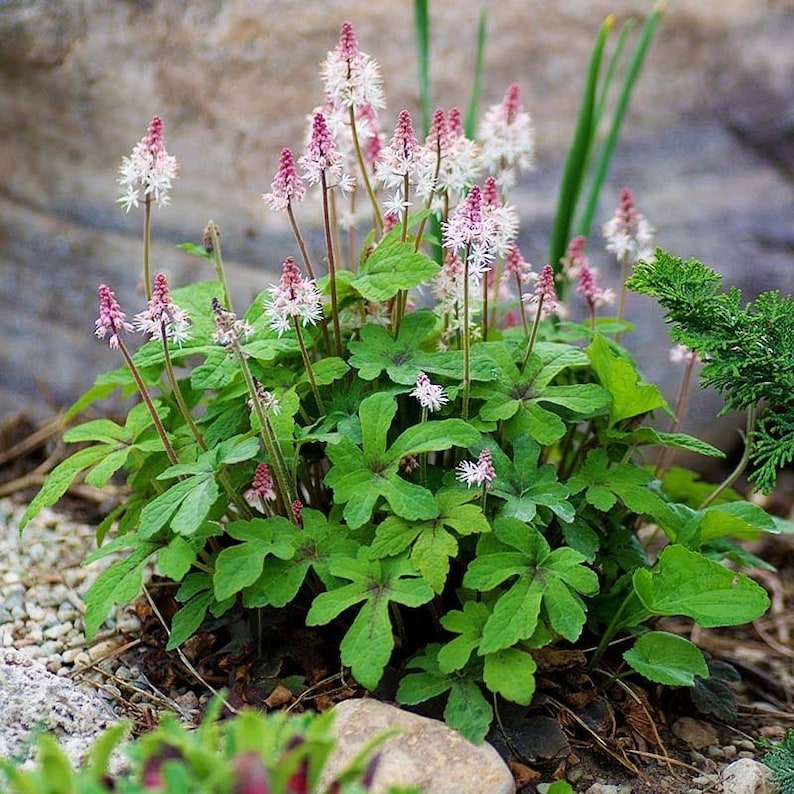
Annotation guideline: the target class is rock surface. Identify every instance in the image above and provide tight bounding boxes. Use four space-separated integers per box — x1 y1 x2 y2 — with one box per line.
0 648 120 768
321 698 515 794
720 758 775 794
0 0 792 427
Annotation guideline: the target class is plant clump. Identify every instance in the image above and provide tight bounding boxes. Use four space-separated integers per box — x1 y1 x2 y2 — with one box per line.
18 13 781 757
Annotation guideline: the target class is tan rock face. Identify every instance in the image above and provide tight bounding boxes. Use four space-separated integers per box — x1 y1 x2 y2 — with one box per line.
2 0 789 233
0 1 792 419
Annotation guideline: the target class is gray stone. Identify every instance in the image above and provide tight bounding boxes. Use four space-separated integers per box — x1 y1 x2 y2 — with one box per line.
321 698 515 794
584 784 633 794
0 647 120 769
720 758 774 794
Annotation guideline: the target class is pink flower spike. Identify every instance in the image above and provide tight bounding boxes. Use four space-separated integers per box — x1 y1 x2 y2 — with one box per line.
456 448 496 489
561 235 589 281
320 21 385 111
117 115 179 212
249 377 281 416
448 107 464 138
410 372 449 413
95 284 133 349
502 243 534 284
134 273 191 345
263 147 305 212
478 82 535 188
299 112 343 185
292 500 304 528
523 264 559 318
264 256 323 337
602 187 655 263
337 21 358 60
244 463 276 508
427 108 447 150
211 297 252 351
443 184 483 250
482 176 500 209
502 83 521 124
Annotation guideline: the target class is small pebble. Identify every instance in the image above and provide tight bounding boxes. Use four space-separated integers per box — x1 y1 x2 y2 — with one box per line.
88 639 119 661
44 621 73 640
723 744 738 759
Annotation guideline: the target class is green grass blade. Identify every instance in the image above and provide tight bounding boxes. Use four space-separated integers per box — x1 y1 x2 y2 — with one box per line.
414 0 431 136
550 14 614 273
570 18 634 235
464 8 488 139
594 19 635 128
575 1 666 238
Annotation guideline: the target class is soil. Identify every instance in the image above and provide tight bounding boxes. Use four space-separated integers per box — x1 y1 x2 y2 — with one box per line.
2 412 792 793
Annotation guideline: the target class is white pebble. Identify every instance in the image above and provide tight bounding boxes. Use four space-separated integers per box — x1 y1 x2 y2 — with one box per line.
73 651 91 667
61 647 85 664
44 621 73 640
26 626 44 643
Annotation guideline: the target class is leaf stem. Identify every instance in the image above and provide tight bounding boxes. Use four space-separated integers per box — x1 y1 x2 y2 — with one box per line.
208 221 233 312
160 325 252 518
117 339 178 466
143 197 153 300
293 316 326 415
699 404 757 509
462 245 472 420
321 171 344 358
348 105 383 235
233 345 295 523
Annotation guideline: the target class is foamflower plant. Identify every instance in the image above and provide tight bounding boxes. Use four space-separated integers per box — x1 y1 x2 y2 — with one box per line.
22 19 780 746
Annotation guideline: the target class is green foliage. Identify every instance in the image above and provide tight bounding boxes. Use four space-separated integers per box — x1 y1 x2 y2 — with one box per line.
627 249 794 492
0 699 418 794
23 12 783 752
762 730 794 794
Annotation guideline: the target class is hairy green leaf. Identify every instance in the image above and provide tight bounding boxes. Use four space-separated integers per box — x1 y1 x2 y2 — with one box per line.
623 631 708 686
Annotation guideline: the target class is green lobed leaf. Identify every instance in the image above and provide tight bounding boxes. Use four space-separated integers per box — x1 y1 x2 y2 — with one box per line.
84 541 159 638
586 333 667 424
139 478 202 538
84 447 132 489
438 601 491 673
170 474 220 536
158 536 199 581
339 598 395 691
632 544 770 627
167 590 214 650
482 647 537 705
62 418 128 444
351 239 440 301
699 500 777 542
623 631 708 686
479 577 543 654
410 524 458 594
444 677 493 745
19 446 109 530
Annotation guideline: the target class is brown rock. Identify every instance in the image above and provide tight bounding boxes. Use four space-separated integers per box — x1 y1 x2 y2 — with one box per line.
321 698 515 794
671 716 719 750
